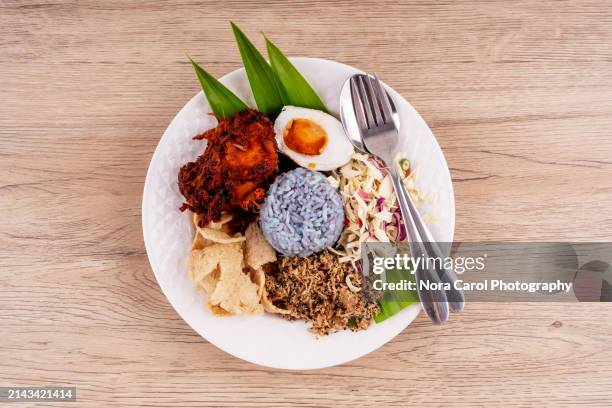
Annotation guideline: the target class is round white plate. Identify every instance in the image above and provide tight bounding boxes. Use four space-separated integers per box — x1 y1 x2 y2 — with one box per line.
142 57 455 370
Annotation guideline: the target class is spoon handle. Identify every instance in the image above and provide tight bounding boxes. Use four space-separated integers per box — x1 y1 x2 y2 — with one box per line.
396 178 465 313
390 172 450 324
402 184 465 312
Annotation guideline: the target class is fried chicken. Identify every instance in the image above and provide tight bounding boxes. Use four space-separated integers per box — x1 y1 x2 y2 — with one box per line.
178 109 278 232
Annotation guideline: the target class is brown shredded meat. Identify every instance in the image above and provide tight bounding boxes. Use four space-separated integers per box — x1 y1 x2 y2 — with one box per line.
178 109 278 232
264 250 380 336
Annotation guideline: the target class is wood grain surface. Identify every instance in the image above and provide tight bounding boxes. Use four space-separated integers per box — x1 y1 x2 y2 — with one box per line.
2 0 612 406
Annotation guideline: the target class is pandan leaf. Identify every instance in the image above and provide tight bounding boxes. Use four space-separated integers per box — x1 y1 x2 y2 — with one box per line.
231 22 285 118
189 56 247 120
373 266 419 323
266 36 327 112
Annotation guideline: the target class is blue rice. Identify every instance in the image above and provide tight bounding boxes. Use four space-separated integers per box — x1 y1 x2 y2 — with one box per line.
260 168 345 257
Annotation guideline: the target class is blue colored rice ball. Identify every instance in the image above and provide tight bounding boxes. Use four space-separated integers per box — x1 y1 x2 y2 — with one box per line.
260 168 345 257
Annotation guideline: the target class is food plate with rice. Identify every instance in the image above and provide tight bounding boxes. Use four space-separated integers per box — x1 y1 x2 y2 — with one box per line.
142 23 454 369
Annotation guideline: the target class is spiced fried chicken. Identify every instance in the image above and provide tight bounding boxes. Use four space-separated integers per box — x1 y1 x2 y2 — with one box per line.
178 109 278 232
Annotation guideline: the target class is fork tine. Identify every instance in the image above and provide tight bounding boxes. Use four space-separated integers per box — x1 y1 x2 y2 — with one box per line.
356 75 376 128
373 73 393 124
364 75 383 125
350 76 368 131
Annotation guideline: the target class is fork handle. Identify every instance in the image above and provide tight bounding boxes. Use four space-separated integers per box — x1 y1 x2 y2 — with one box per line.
391 171 465 313
390 172 450 324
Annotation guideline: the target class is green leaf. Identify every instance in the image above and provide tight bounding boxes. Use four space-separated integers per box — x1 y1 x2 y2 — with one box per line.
231 22 285 119
189 56 247 120
373 266 419 323
266 36 328 112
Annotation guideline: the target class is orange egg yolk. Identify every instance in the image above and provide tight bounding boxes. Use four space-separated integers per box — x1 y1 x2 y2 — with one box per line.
283 118 328 156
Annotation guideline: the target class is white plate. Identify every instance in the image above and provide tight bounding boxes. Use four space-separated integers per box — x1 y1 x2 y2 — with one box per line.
142 58 455 370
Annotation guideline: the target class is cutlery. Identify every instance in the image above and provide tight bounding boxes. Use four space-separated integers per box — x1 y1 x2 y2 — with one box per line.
340 73 465 323
359 74 465 313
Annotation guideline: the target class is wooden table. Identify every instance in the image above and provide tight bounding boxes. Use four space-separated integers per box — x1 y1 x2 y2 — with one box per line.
2 1 612 406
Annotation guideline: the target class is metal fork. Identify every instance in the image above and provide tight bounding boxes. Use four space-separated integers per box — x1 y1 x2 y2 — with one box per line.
348 73 465 323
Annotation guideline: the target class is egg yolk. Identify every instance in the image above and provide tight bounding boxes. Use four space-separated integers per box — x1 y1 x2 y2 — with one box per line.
283 118 328 156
